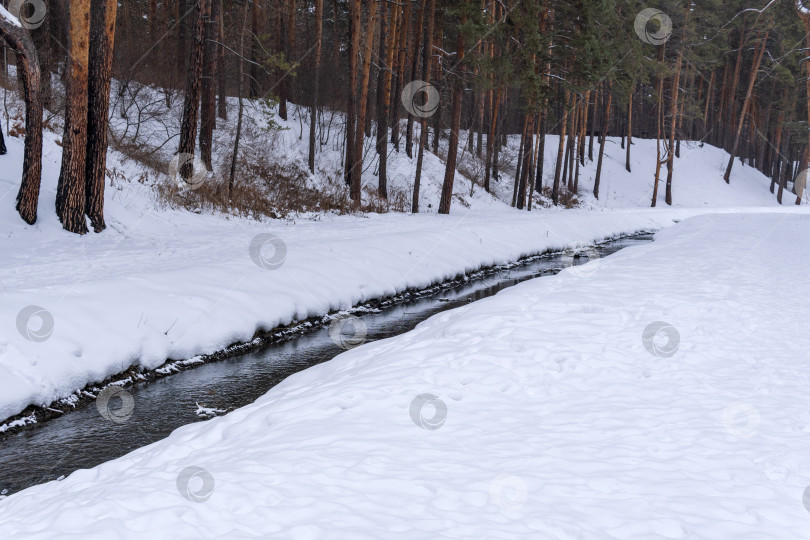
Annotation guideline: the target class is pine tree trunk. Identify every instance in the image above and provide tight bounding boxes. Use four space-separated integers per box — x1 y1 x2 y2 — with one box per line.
484 87 501 193
0 19 43 225
350 0 379 204
85 0 118 233
344 0 361 187
665 29 686 206
438 22 465 215
377 0 398 198
56 0 92 234
516 114 533 210
651 45 665 207
566 95 577 192
249 0 261 99
626 85 633 172
593 88 612 200
552 88 569 206
200 0 220 171
535 114 545 194
702 69 715 142
178 0 210 182
800 13 810 204
391 0 410 150
309 0 324 173
724 30 769 183
217 0 227 120
406 0 426 159
412 0 435 213
229 1 249 197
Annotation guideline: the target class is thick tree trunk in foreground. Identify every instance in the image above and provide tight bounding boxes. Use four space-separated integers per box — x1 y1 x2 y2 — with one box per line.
56 0 92 234
178 0 210 182
0 19 43 225
85 0 118 233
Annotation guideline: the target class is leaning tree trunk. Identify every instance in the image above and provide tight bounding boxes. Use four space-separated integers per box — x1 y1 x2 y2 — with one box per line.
0 16 43 225
724 29 769 183
84 0 118 233
56 0 92 234
178 0 210 181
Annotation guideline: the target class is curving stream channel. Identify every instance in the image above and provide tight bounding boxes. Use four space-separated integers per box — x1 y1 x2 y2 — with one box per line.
0 234 654 497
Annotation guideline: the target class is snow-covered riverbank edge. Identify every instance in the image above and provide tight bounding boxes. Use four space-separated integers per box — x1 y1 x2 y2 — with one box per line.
0 226 651 436
2 211 809 538
1 207 697 427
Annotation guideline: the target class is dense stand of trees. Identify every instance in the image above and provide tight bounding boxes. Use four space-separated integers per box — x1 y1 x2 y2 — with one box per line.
1 0 809 234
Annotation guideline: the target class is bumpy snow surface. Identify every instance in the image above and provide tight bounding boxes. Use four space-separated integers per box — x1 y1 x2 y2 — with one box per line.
1 212 809 538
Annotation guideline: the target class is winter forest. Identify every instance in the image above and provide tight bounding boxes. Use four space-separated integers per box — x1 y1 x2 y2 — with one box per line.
1 0 810 537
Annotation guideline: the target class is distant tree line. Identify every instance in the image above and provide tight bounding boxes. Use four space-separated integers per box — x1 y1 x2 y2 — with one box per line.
0 0 808 234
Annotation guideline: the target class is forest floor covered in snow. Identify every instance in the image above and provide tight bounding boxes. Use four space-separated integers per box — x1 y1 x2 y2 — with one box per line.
0 87 800 428
1 211 809 538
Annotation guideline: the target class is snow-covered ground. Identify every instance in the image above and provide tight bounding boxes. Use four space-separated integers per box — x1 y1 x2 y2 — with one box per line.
0 84 800 427
1 212 809 538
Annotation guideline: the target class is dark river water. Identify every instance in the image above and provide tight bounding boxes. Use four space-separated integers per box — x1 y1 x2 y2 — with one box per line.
0 233 654 497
